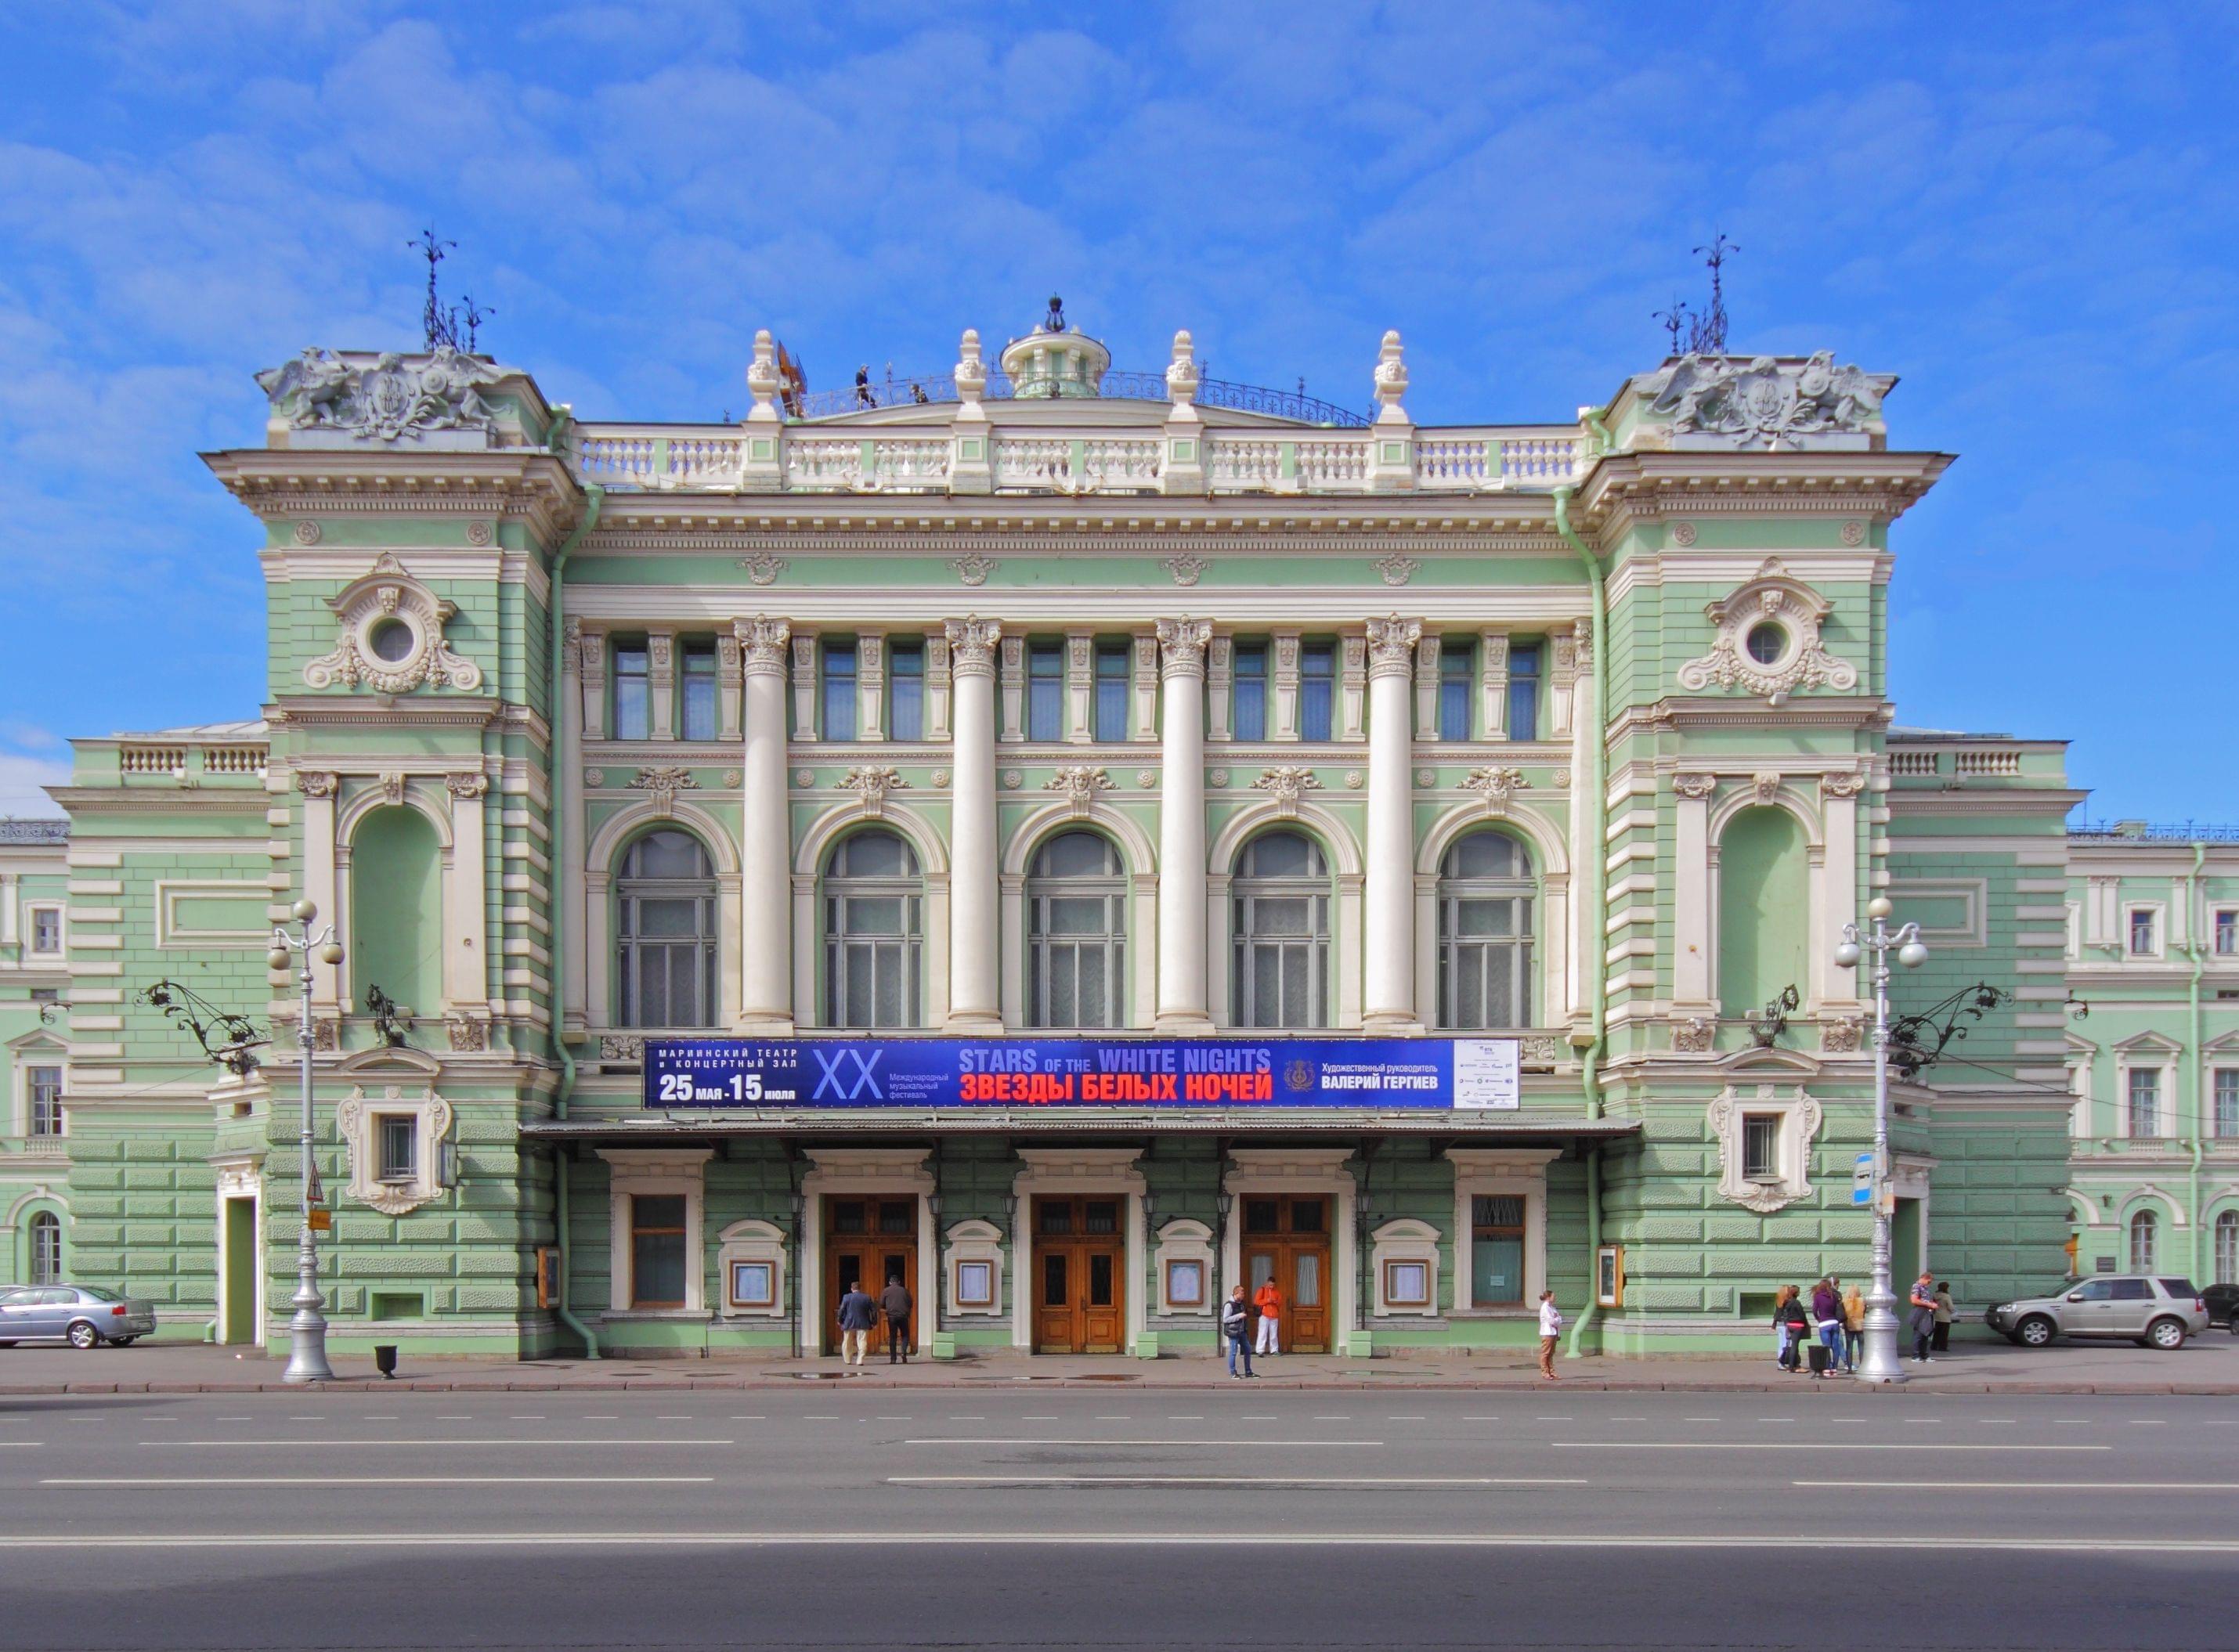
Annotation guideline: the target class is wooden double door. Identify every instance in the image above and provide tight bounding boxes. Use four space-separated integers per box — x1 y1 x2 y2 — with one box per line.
825 1196 917 1355
1032 1195 1125 1354
1242 1194 1331 1353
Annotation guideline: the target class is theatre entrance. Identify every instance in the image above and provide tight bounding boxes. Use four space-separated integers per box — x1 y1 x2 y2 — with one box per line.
1032 1195 1126 1354
824 1195 917 1355
1242 1193 1331 1352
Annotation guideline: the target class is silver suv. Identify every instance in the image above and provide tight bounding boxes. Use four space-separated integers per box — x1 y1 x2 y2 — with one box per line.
1987 1275 2209 1351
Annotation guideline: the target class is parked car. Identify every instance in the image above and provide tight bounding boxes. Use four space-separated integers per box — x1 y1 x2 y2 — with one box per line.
0 1285 157 1348
1986 1275 2209 1350
2203 1282 2239 1333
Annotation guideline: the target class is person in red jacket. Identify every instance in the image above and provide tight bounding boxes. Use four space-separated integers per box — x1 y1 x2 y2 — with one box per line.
1254 1278 1283 1356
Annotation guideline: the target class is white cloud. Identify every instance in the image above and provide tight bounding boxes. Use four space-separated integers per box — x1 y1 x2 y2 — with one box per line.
0 751 70 817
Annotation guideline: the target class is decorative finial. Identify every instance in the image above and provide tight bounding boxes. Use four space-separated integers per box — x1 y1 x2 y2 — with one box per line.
745 329 781 423
1373 329 1409 424
1043 294 1066 334
1165 328 1199 409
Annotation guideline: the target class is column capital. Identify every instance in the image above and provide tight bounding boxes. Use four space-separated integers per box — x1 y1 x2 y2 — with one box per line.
733 615 791 676
1365 614 1422 679
1155 616 1213 677
945 615 1002 676
296 770 338 799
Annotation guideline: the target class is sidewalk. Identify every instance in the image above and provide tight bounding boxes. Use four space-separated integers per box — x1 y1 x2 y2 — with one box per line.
4 1333 2237 1394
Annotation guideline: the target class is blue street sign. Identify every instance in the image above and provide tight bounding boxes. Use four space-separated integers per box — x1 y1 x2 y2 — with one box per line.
1851 1150 1876 1206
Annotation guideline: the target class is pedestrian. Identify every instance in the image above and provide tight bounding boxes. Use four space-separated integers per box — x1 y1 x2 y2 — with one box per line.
1254 1275 1283 1358
1537 1289 1563 1380
1221 1284 1256 1379
836 1277 877 1369
1931 1280 1955 1354
1840 1281 1865 1372
1777 1286 1811 1373
879 1273 913 1365
1906 1271 1937 1362
1811 1277 1844 1379
1769 1284 1796 1369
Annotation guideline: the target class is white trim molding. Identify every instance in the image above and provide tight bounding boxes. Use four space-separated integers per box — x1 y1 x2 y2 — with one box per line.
598 1147 713 1314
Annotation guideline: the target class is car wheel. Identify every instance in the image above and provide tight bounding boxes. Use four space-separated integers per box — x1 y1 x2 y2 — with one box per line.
65 1321 100 1350
2147 1317 2187 1351
2015 1315 2056 1348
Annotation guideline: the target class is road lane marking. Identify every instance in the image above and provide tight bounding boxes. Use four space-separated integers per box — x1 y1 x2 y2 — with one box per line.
141 1437 735 1448
1095 1415 1130 1420
1560 1441 2107 1452
42 1476 716 1488
6 1532 2239 1553
0 1443 42 1449
887 1475 1587 1488
1796 1481 2239 1491
1388 1416 1426 1422
905 1438 1385 1448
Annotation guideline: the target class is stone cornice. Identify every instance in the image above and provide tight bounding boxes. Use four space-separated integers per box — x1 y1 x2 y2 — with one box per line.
1883 788 2089 818
265 694 508 731
203 449 583 545
1611 697 1892 736
1574 450 1953 536
44 787 271 817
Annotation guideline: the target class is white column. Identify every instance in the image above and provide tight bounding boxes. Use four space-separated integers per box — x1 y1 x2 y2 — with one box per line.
1155 618 1214 1033
945 616 1003 1033
1819 772 1865 1008
1672 774 1716 1010
736 616 794 1032
1363 615 1422 1033
558 622 589 1033
444 771 490 1018
648 631 677 741
297 771 341 1011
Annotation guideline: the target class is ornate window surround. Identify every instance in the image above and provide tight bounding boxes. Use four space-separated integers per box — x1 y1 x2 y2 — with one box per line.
715 1218 789 1319
1368 1217 1441 1318
1706 1082 1822 1214
304 552 483 694
1677 559 1858 699
598 1147 713 1315
1447 1148 1556 1315
334 1082 453 1218
941 1217 1006 1318
1151 1217 1215 1318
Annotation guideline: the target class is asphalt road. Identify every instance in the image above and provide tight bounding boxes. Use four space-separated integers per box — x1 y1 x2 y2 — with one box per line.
2 1387 2235 1650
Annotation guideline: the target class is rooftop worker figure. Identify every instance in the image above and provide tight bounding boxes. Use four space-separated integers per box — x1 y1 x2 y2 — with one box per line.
855 364 875 407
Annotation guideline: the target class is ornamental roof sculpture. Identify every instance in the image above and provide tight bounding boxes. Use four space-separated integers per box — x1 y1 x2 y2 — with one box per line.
256 345 510 448
1638 352 1891 451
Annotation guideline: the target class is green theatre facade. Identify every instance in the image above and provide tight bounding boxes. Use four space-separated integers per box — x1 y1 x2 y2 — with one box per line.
11 321 2231 1358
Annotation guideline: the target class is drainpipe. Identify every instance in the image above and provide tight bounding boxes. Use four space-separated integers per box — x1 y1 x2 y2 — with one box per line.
546 478 606 1358
1552 483 1609 1358
2187 841 2208 1280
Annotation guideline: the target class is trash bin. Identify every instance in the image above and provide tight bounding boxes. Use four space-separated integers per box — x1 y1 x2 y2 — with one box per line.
374 1344 398 1380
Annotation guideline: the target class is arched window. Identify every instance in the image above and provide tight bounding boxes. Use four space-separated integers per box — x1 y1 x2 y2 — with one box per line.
28 1211 61 1285
1717 806 1808 1015
1027 831 1125 1029
1231 830 1330 1029
824 830 922 1029
2129 1208 2159 1273
2216 1210 2238 1286
616 829 718 1028
1437 831 1534 1029
349 805 442 1021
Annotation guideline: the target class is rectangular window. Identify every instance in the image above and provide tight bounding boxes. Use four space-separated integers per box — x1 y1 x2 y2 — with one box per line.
1164 1258 1204 1308
955 1260 995 1308
888 641 924 741
1597 1244 1625 1308
2216 911 2237 956
728 1260 775 1310
822 641 858 741
612 640 650 740
27 1066 61 1138
630 1193 688 1308
29 909 62 954
1232 644 1268 741
2216 1069 2239 1138
1437 641 1474 741
1383 1259 1431 1308
1027 643 1064 741
679 641 718 741
1469 1193 1525 1308
1298 642 1335 741
1742 1113 1779 1181
2127 1067 2162 1138
377 1115 416 1182
1093 644 1130 742
2129 908 2157 955
1508 644 1540 741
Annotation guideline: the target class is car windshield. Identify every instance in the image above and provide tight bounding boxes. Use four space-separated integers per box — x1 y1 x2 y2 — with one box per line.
0 1289 28 1305
2157 1279 2198 1298
76 1286 121 1302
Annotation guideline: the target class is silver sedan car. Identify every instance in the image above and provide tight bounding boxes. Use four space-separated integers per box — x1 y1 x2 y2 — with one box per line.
1986 1275 2210 1351
0 1284 157 1348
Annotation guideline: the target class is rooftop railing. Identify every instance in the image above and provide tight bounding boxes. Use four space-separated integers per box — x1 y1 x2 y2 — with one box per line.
789 369 1371 426
2069 821 2239 842
0 817 68 843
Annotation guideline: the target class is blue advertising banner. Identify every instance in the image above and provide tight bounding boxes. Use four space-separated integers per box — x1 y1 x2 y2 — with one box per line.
645 1037 1521 1111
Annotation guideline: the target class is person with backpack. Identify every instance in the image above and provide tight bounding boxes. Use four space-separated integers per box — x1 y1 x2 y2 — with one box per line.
1811 1278 1844 1378
1220 1283 1255 1379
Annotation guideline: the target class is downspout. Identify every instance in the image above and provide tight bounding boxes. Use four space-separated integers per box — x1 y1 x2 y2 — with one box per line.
547 477 606 1358
2187 841 2207 1281
1552 482 1609 1358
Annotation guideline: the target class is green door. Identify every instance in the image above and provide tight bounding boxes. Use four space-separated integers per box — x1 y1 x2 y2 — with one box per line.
1891 1197 1923 1300
222 1198 258 1344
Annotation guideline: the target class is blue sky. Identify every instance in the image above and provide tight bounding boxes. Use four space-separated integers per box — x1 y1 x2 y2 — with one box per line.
1 2 2233 818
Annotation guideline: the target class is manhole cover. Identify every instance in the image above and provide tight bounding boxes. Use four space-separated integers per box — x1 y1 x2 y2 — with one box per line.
791 1370 850 1380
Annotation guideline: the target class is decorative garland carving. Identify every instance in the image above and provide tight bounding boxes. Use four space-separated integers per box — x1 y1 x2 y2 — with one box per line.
1252 766 1323 817
303 552 483 694
1163 554 1208 587
1045 765 1114 817
1673 772 1718 801
633 765 698 817
258 346 504 445
1371 554 1419 587
1671 1015 1717 1053
839 765 908 818
1460 766 1529 814
1677 559 1858 698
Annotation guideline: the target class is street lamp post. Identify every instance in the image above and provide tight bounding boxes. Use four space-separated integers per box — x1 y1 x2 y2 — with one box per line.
268 899 345 1385
1835 894 1928 1384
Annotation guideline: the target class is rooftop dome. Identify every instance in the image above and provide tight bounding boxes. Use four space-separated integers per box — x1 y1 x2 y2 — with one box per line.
998 296 1110 400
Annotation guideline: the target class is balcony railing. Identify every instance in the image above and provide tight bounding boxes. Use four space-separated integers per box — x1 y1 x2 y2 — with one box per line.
115 742 269 784
789 368 1371 426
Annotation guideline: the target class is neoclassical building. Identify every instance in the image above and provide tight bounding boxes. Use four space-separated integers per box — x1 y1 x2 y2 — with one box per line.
10 316 2234 1355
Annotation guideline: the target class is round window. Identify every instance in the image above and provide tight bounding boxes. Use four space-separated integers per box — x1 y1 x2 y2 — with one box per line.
367 617 417 664
1743 622 1787 665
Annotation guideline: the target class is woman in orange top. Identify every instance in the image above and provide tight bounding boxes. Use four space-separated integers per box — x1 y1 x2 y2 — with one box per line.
1253 1279 1283 1356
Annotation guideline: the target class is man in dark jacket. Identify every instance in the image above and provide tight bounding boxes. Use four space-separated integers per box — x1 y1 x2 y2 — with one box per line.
836 1279 877 1368
879 1275 913 1364
1220 1283 1255 1379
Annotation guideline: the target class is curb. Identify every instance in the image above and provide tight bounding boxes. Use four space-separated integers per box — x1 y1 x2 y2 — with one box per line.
4 1376 2236 1397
